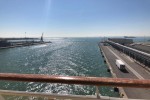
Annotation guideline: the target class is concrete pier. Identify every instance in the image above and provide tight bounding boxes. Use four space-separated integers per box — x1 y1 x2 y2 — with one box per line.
99 42 150 99
107 40 150 68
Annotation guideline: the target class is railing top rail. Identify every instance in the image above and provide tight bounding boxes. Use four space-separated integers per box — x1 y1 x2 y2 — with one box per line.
0 73 150 88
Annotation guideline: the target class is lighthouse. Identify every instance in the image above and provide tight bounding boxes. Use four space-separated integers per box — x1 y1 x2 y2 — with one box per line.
41 33 43 42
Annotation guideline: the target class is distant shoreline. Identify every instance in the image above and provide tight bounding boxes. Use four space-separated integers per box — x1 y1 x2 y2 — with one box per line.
0 41 51 49
0 37 39 40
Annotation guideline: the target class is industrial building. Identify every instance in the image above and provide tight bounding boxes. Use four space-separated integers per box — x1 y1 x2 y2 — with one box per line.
108 38 133 45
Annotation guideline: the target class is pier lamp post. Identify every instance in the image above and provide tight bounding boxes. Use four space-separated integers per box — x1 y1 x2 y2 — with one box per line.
25 32 26 38
25 32 27 43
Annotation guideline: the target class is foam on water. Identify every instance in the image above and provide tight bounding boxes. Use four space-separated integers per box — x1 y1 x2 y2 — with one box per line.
31 44 48 49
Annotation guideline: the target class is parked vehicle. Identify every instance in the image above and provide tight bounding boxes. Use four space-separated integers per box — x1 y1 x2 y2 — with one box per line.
116 59 125 70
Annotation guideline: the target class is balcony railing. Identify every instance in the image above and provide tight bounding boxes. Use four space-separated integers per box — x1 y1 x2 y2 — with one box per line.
0 73 149 100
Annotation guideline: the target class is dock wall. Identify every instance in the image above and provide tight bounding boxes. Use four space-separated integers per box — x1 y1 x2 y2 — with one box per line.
99 43 128 98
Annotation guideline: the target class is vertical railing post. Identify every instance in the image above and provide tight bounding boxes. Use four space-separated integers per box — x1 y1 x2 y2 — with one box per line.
96 86 100 99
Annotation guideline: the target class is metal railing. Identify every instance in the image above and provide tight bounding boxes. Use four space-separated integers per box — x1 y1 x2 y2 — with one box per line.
0 73 150 100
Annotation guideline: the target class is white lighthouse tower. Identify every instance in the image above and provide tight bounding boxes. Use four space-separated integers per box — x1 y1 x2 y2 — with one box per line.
41 33 44 42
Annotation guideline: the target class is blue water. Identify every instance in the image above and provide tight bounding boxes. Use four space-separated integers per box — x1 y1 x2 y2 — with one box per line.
0 37 119 99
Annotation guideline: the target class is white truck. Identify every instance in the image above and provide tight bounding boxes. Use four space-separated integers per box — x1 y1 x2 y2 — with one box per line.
116 59 125 70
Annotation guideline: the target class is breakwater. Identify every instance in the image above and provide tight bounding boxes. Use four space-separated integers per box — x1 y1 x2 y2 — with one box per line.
0 41 51 49
0 37 51 49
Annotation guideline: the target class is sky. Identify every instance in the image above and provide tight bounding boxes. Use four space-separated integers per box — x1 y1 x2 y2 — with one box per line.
0 0 150 37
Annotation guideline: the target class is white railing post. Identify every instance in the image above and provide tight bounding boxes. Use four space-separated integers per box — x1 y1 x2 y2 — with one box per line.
96 86 100 99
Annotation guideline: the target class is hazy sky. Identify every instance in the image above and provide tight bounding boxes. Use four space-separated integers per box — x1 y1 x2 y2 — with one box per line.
0 0 150 37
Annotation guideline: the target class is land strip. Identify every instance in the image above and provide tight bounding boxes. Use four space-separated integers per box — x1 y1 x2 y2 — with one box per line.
99 43 150 99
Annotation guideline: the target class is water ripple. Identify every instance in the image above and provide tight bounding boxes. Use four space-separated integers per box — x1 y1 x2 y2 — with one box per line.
0 38 119 98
